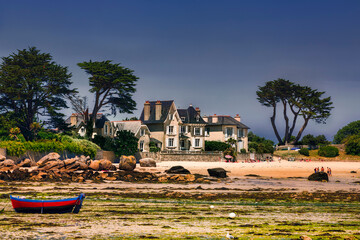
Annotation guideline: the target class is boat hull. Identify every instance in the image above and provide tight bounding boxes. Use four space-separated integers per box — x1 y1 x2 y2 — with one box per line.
10 193 85 214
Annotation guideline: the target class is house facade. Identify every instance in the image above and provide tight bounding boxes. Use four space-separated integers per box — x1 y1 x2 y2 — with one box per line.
140 100 206 151
103 120 151 152
65 113 109 138
203 114 249 152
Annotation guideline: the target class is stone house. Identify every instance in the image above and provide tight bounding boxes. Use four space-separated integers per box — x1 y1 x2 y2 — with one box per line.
102 120 151 152
65 113 109 138
203 114 249 152
140 100 207 151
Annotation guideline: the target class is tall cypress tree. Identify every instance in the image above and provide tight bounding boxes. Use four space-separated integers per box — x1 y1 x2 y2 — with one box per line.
0 47 76 140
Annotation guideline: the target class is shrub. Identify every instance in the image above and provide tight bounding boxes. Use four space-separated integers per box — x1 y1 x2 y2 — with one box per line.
333 120 360 144
205 141 230 151
343 134 360 156
149 141 161 153
0 137 100 158
299 147 310 156
318 146 339 157
240 148 247 153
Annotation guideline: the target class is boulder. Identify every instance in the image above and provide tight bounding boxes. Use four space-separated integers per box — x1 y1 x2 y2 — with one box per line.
308 172 329 182
119 155 136 171
64 158 77 166
18 158 34 167
207 168 227 178
89 160 101 171
165 166 191 174
300 236 312 240
38 160 64 171
37 152 60 166
0 159 15 167
139 158 156 167
0 155 6 161
99 159 113 170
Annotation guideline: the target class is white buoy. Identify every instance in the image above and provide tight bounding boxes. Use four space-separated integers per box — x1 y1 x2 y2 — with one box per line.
210 205 214 209
229 212 236 218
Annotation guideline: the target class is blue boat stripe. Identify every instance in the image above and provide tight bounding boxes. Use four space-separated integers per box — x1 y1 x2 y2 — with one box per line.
10 195 79 203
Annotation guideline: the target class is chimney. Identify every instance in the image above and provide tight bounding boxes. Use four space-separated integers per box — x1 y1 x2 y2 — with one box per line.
203 115 208 122
212 114 218 123
70 113 77 126
155 100 162 121
144 101 150 121
195 107 200 116
234 114 241 122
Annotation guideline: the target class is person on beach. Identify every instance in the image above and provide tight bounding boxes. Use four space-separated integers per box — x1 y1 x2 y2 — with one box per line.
321 166 324 172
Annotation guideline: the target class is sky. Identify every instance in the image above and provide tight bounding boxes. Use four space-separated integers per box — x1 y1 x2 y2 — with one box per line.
0 0 360 142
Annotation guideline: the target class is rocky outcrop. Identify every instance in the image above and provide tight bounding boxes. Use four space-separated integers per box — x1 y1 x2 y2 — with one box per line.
165 166 191 174
139 158 156 167
207 168 227 178
119 155 136 171
308 172 329 182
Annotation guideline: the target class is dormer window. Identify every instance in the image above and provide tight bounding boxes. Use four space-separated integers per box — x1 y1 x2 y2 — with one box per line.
181 117 186 122
169 114 173 121
196 115 200 122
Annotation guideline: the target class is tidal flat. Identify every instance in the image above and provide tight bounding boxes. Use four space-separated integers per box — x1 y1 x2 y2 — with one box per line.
0 179 359 240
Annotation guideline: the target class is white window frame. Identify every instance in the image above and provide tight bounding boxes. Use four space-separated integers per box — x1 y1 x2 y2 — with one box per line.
194 127 201 136
181 117 186 122
140 128 145 136
238 129 244 138
168 138 174 147
226 127 233 138
180 126 186 134
205 127 210 137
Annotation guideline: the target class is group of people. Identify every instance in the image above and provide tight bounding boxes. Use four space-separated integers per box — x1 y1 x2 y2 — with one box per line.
314 166 332 176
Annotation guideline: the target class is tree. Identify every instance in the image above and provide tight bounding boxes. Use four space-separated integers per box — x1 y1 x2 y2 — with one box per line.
256 79 333 145
77 60 138 138
0 47 76 140
343 134 360 156
333 120 360 144
112 130 139 156
248 131 274 154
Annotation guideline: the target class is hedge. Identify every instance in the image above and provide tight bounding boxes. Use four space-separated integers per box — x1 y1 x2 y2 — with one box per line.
0 136 100 158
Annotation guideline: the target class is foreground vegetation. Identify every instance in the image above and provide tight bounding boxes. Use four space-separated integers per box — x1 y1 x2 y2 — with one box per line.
0 183 359 239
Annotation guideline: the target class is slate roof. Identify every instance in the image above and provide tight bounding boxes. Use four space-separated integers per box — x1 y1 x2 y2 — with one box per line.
140 100 174 124
112 120 143 134
65 113 109 129
206 116 250 129
177 106 207 124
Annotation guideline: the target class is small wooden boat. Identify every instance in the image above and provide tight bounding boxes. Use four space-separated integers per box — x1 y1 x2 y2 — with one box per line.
10 193 85 214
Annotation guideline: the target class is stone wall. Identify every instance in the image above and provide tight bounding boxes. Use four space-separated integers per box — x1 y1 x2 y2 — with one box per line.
139 151 222 162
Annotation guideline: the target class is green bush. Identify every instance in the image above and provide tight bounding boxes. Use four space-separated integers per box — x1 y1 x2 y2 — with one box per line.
343 134 360 156
240 148 247 153
299 147 310 156
318 146 339 157
205 141 230 151
0 137 100 158
149 142 161 153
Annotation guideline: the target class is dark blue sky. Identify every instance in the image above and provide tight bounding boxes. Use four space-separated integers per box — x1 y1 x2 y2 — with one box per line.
1 0 360 142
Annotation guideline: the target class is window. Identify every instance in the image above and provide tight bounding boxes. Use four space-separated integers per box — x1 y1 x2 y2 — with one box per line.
140 129 145 136
226 127 233 138
168 138 174 147
181 117 186 122
167 126 174 135
195 138 200 147
105 125 108 135
169 114 173 120
194 127 201 136
238 129 244 138
180 126 186 134
80 127 85 133
205 127 210 137
196 115 200 122
139 141 144 151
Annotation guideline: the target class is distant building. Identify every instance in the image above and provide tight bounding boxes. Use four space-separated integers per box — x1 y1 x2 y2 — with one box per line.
65 113 109 138
203 114 249 152
140 100 206 151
